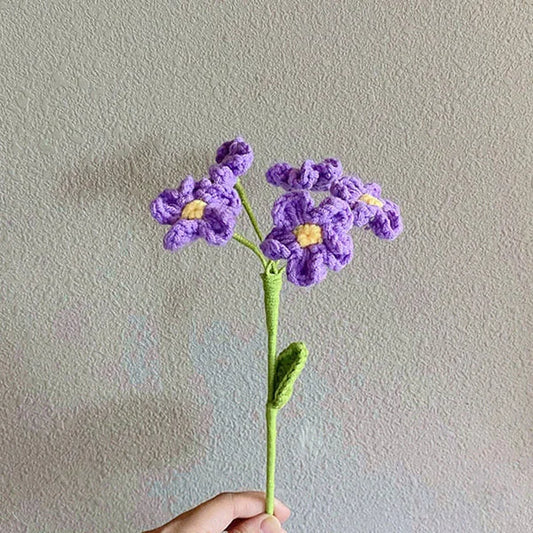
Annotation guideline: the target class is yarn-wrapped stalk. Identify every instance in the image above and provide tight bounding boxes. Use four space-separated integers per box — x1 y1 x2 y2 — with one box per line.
261 268 283 515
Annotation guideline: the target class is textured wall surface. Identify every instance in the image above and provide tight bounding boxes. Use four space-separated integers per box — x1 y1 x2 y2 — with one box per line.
1 1 532 532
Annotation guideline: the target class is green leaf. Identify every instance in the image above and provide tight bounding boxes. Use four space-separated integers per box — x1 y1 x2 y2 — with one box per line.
270 342 308 410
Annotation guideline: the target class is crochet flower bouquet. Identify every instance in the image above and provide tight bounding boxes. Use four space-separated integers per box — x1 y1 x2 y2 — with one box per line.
150 138 403 515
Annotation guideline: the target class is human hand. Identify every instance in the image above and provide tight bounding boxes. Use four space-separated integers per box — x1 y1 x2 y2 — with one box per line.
143 491 291 533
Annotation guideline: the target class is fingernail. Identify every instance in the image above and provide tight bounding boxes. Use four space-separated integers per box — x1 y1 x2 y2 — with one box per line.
261 515 282 533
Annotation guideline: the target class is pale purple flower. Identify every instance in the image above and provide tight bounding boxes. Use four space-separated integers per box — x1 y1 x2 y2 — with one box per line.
260 191 354 286
151 176 241 251
330 176 403 240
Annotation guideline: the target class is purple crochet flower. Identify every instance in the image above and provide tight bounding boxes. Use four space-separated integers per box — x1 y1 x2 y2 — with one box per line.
260 191 354 287
151 176 242 251
208 137 254 188
330 176 403 240
266 158 343 192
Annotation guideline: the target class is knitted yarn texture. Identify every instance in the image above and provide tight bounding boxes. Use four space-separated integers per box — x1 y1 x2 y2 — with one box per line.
266 158 343 191
260 191 354 286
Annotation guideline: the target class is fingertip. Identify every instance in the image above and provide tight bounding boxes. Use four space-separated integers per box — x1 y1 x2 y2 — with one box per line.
223 491 291 524
260 515 282 533
273 498 291 523
274 496 290 511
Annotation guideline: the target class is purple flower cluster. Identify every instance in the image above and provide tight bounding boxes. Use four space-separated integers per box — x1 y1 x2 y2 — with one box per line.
261 157 403 286
151 139 403 288
150 138 253 251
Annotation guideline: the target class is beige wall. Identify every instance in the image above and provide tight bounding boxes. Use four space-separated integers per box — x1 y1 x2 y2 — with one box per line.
1 1 531 531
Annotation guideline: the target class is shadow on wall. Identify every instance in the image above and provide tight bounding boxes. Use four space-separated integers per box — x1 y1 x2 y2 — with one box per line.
56 136 217 321
59 136 212 211
2 345 211 530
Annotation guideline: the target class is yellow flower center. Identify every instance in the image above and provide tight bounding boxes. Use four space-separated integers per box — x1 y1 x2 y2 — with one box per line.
181 199 207 220
293 223 323 248
358 193 384 208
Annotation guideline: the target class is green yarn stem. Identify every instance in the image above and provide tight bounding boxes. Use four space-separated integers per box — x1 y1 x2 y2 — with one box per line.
261 267 283 515
233 234 268 268
235 180 264 242
266 405 277 514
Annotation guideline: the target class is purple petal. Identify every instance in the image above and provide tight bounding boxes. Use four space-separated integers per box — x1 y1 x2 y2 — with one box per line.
312 196 353 233
330 176 365 208
215 139 233 162
331 176 388 227
163 219 200 251
194 177 215 195
194 182 242 215
266 162 292 189
321 229 354 271
151 189 182 225
286 247 328 287
313 158 343 191
368 200 403 240
200 205 237 245
284 169 300 190
260 227 300 260
364 182 382 198
150 177 197 226
177 176 196 195
215 137 253 177
271 191 315 230
151 177 197 225
352 202 379 227
209 164 237 188
226 153 253 177
287 160 318 190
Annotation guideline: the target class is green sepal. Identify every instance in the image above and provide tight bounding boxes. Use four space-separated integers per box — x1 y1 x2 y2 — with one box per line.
270 342 308 410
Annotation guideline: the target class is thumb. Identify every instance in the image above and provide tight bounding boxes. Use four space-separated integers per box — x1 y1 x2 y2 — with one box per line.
228 513 286 533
